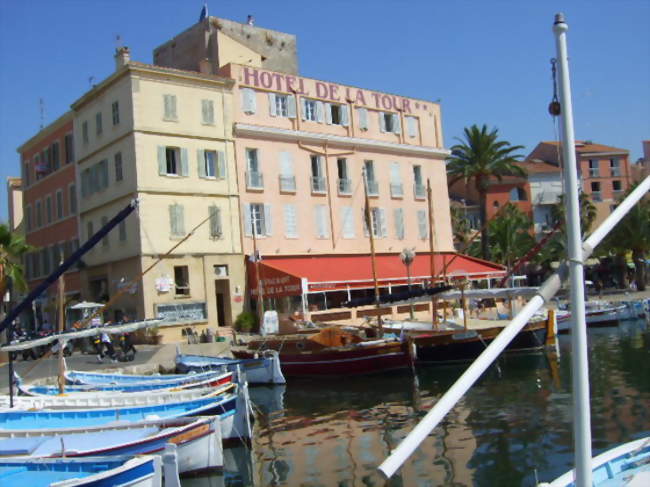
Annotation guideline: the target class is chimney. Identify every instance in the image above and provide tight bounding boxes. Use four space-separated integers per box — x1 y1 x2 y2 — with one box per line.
114 46 131 70
198 58 213 74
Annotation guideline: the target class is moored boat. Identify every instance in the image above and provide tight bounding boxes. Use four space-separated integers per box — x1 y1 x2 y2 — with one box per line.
0 416 222 475
65 369 215 386
175 350 286 384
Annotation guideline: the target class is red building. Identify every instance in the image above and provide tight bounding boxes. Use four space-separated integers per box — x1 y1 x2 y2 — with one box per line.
17 112 80 330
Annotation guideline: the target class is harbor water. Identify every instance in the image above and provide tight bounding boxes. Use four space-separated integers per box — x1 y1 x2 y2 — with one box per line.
187 318 649 486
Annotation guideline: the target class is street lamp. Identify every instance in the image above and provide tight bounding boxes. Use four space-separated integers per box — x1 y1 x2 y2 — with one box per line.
400 247 416 320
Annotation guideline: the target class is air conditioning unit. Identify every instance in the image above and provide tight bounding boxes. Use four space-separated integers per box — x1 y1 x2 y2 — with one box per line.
214 265 228 277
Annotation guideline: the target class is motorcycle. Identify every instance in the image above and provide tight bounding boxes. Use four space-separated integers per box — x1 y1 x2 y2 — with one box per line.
116 332 136 362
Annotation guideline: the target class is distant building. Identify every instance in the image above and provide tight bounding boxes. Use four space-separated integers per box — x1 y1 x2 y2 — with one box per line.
6 177 23 233
630 140 650 181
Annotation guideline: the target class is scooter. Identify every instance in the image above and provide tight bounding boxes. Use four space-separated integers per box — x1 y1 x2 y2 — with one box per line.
116 332 136 362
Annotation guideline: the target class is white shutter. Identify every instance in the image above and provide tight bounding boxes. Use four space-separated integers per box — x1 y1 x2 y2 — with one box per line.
392 113 401 134
268 93 277 117
201 100 208 124
379 208 387 237
407 116 417 137
394 208 405 239
287 95 297 118
379 113 387 132
315 205 329 238
284 204 297 238
242 88 256 114
197 149 206 178
301 98 307 120
390 162 401 184
280 151 294 176
158 146 166 175
418 210 428 239
243 203 252 236
341 206 355 238
180 148 189 176
264 204 272 236
357 108 368 130
340 105 350 126
169 205 176 235
316 101 325 123
177 205 185 234
216 151 226 179
324 103 332 124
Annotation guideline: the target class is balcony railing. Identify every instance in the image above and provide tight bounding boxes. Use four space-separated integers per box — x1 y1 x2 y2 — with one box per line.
366 179 379 196
414 183 426 199
338 178 352 195
589 168 600 178
279 175 296 192
592 191 602 202
246 171 264 189
390 182 404 198
311 176 327 193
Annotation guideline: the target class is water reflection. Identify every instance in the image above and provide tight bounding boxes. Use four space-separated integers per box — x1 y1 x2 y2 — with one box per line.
184 319 648 486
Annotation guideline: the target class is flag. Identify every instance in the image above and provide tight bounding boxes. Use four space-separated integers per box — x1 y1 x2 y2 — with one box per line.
199 3 208 21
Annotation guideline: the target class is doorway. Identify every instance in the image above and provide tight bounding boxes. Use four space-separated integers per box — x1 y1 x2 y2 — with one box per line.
214 280 231 327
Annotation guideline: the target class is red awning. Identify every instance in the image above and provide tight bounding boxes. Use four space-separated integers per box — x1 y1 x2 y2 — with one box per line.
248 253 505 298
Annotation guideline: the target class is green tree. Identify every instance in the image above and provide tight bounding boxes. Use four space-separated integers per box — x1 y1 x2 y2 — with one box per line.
485 204 535 278
0 224 32 305
449 206 473 251
601 183 650 291
446 124 526 260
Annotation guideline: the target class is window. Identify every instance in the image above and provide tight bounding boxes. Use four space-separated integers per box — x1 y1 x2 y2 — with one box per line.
174 266 190 296
101 216 109 247
380 112 401 134
311 155 326 193
169 204 185 237
87 220 94 244
112 101 120 125
241 88 257 114
279 151 296 192
203 150 216 178
32 251 41 278
42 248 50 276
35 200 42 228
591 181 602 201
209 206 222 238
198 150 225 179
51 142 60 171
69 184 77 214
413 165 425 198
163 94 178 120
268 93 296 118
283 204 298 238
98 159 109 189
25 205 32 232
325 103 349 126
341 206 355 238
56 190 64 220
301 98 322 122
588 159 599 177
364 160 378 196
612 180 622 192
406 116 419 138
314 205 330 238
46 195 53 225
119 220 127 241
417 210 428 239
246 148 263 189
23 161 30 187
337 158 351 194
114 152 123 181
64 134 74 164
201 99 215 125
370 207 387 238
610 158 621 177
509 187 527 201
158 146 188 176
245 203 269 237
82 121 89 144
394 208 405 240
357 107 369 130
390 162 403 197
95 112 103 136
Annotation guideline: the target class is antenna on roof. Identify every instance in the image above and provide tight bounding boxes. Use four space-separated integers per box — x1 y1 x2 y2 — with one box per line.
39 97 45 129
88 76 95 88
115 34 123 49
247 15 255 26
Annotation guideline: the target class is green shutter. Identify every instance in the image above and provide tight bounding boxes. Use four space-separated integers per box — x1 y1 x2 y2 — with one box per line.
197 149 206 178
158 146 166 175
180 148 189 176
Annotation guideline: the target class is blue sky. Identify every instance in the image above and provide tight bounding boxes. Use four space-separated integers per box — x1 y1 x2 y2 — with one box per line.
1 1 648 222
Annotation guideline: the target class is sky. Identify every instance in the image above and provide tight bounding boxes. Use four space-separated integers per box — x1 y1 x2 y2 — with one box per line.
1 0 648 223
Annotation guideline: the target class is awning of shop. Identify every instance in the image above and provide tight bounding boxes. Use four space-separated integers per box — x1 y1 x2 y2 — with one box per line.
248 252 506 298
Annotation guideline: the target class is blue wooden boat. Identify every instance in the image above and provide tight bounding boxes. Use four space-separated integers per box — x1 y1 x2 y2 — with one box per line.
0 454 162 487
176 350 286 384
0 416 222 475
64 369 216 385
539 436 650 486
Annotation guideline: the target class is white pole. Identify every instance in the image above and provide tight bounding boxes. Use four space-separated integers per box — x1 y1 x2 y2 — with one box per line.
377 176 649 479
553 13 592 487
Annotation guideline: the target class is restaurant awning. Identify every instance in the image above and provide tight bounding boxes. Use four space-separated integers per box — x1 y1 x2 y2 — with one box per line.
248 252 506 298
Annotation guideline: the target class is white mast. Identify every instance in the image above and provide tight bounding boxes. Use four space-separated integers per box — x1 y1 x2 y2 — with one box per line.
553 13 592 486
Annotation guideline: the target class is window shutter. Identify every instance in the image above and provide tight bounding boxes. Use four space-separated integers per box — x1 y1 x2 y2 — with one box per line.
171 95 177 119
392 113 401 134
216 151 226 178
280 151 293 176
379 113 387 132
177 205 185 235
180 148 189 176
197 149 206 178
315 205 329 238
362 208 370 237
357 108 368 130
210 206 222 237
340 105 350 126
301 98 307 120
158 146 166 175
243 203 252 236
316 101 325 123
201 100 208 123
287 95 297 118
379 208 387 237
264 204 272 236
169 205 176 235
342 206 355 238
395 208 405 239
324 103 332 124
268 93 277 117
284 204 297 238
390 162 400 184
163 95 170 118
242 88 256 114
101 160 109 188
407 116 417 137
418 210 427 239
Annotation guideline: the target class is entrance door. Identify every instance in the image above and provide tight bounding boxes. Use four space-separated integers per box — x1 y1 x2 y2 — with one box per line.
214 280 231 327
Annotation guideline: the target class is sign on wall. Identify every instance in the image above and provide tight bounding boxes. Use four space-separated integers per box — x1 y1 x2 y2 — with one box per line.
155 302 207 322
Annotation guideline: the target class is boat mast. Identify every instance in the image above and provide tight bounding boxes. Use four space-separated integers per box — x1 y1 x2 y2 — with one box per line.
426 179 439 328
57 263 65 394
553 13 592 486
362 167 382 317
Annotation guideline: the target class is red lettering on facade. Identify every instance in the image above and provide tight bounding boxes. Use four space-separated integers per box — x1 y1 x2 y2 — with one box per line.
297 78 308 95
401 98 412 113
259 71 273 89
285 75 296 92
329 84 340 101
381 95 393 110
243 67 259 87
371 93 382 108
355 90 367 105
272 73 284 91
316 82 329 99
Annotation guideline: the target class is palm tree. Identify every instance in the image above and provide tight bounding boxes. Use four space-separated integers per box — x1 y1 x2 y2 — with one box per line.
446 124 526 260
0 224 32 309
549 193 597 239
485 204 535 279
